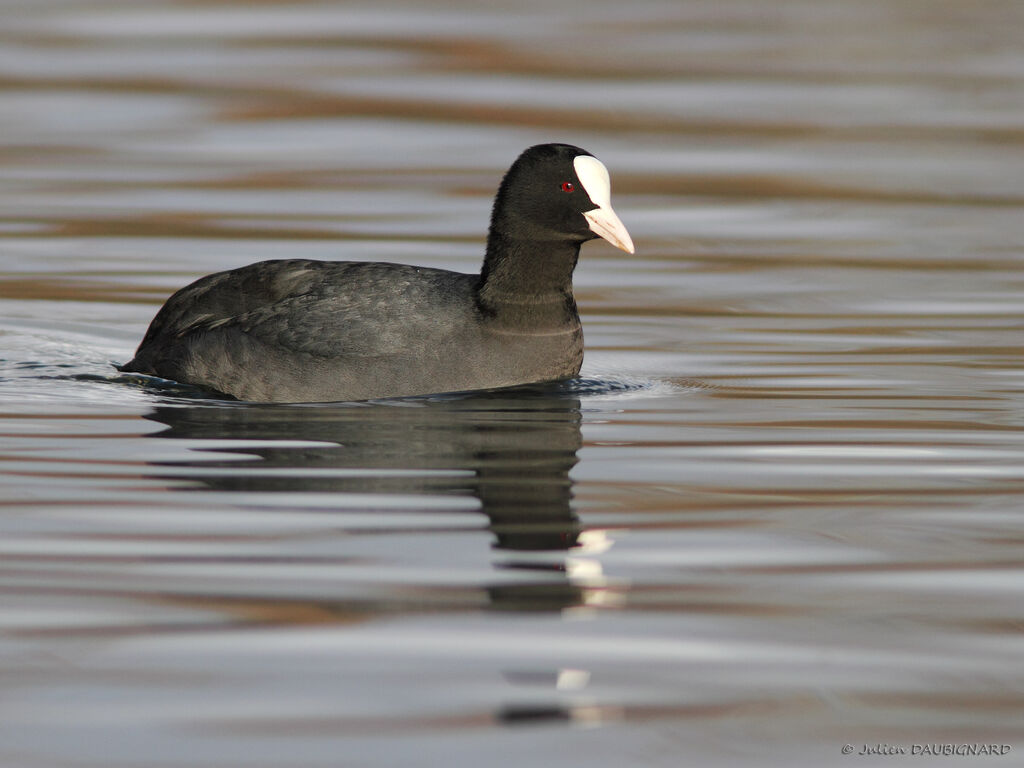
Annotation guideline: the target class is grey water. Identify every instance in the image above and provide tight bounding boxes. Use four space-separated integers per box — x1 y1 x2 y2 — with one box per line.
2 1 1024 766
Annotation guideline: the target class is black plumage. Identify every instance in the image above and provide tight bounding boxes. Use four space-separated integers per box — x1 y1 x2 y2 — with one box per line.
120 143 634 402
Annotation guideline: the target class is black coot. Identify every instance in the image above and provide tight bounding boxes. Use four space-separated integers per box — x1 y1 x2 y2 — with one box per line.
119 143 634 402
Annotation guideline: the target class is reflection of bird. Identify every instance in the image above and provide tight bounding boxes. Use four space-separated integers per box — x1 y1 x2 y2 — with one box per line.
143 387 583 555
142 389 590 615
120 144 634 402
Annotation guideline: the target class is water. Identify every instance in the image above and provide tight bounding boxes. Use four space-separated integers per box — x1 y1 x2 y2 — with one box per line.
2 1 1024 766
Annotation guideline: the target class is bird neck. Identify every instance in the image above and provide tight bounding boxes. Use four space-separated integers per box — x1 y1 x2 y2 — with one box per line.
477 231 581 322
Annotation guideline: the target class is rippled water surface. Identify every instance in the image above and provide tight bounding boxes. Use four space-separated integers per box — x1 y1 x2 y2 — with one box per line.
2 1 1024 766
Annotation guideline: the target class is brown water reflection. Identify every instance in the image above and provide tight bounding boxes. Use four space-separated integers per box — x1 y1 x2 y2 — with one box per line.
2 0 1024 766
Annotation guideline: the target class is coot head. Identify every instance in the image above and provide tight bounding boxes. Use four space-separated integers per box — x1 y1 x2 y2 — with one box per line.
489 143 634 254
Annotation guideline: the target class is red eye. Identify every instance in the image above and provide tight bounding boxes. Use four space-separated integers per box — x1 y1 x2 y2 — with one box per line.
561 181 575 192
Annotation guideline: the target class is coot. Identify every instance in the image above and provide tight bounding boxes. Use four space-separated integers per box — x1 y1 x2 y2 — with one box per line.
120 143 634 402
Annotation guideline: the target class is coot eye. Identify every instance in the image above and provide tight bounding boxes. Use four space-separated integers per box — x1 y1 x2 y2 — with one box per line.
560 182 575 192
